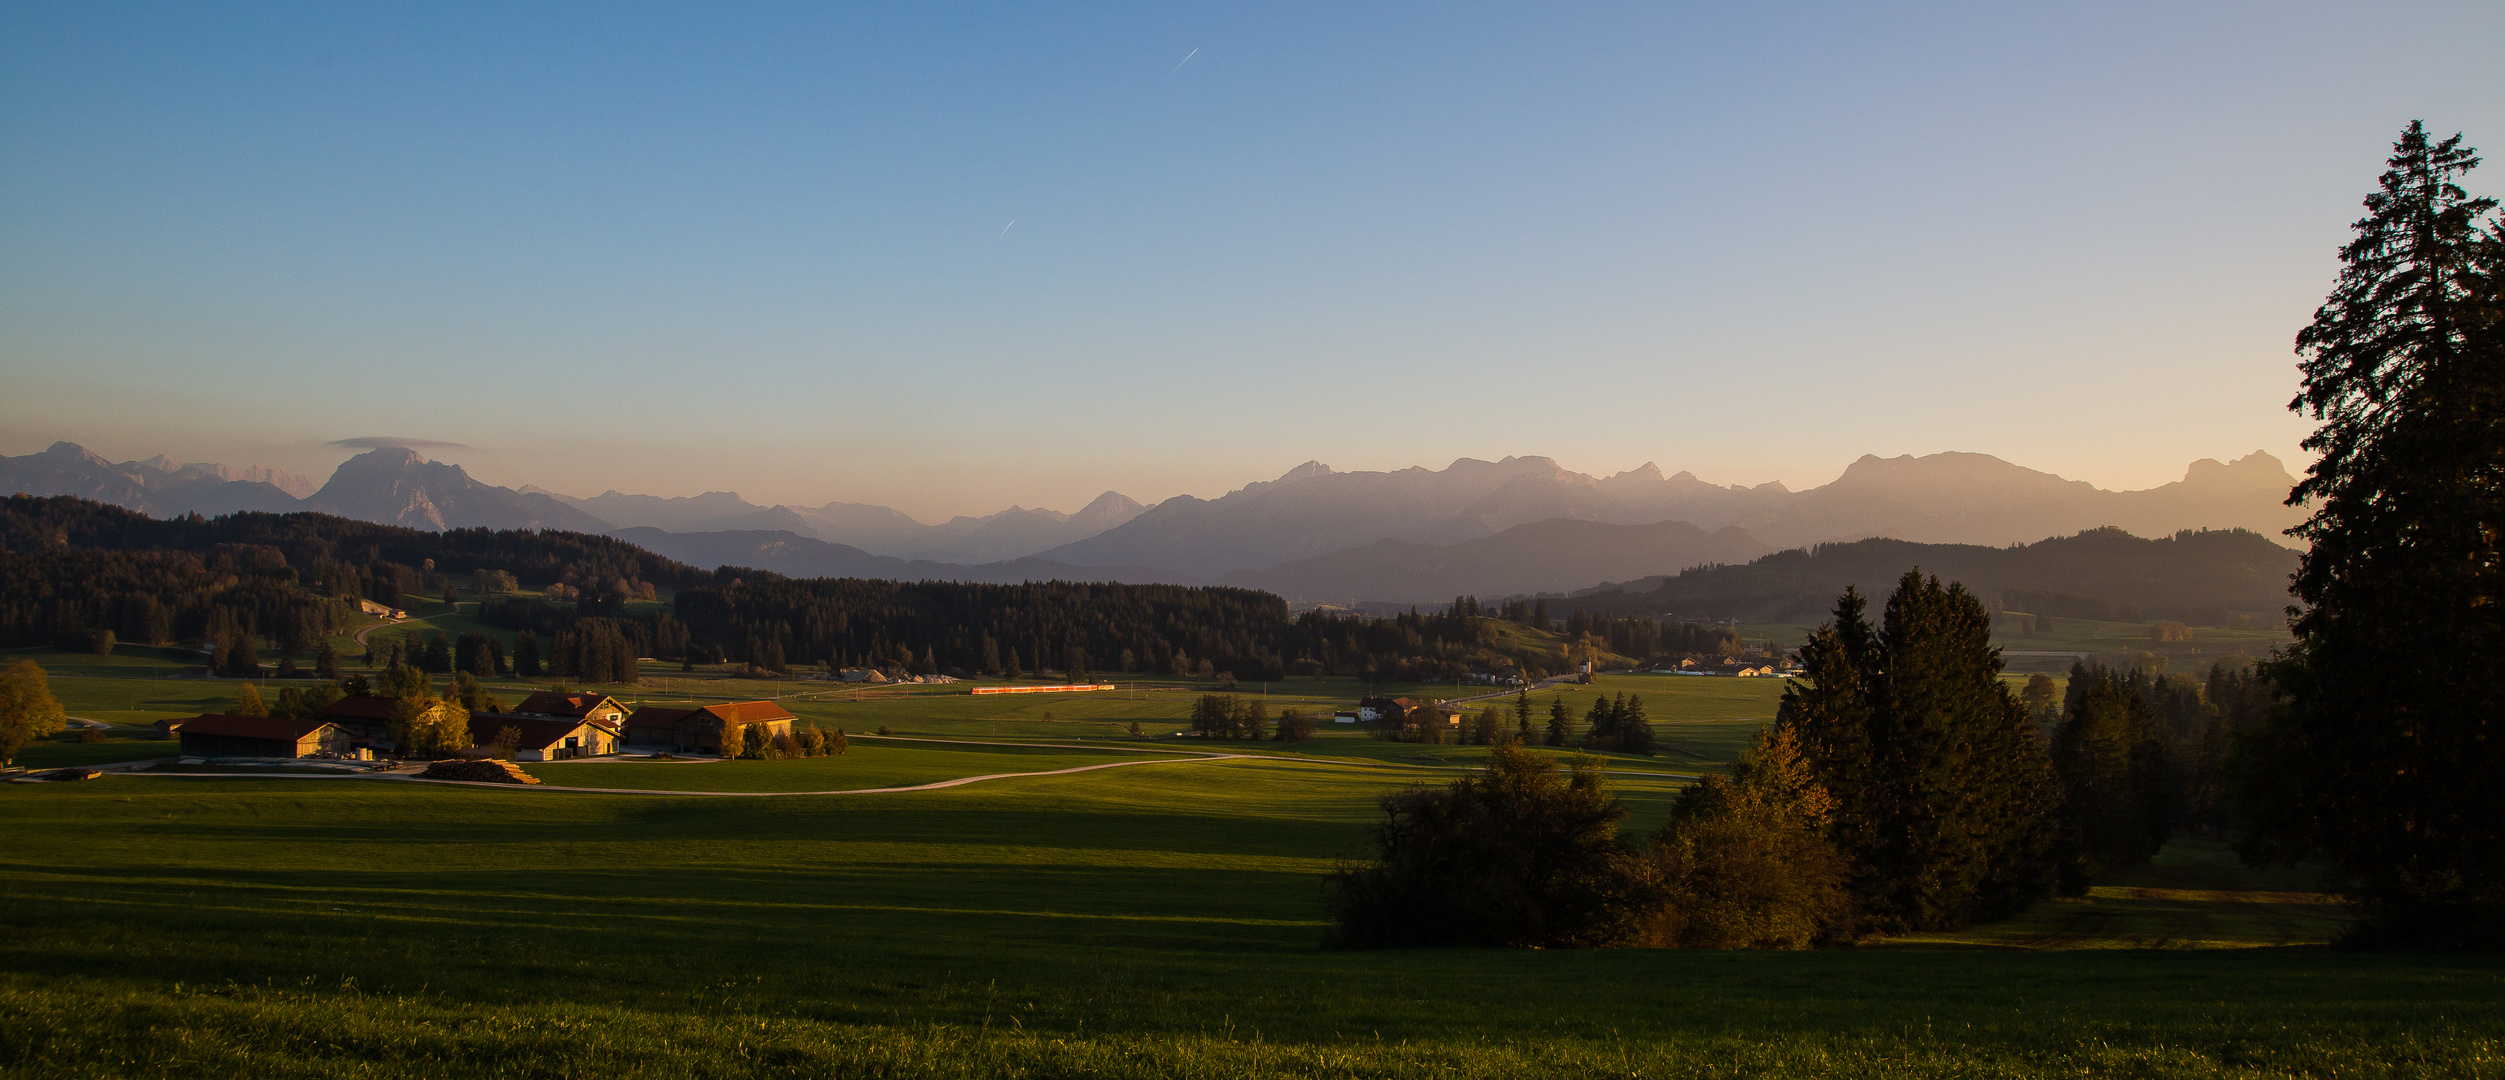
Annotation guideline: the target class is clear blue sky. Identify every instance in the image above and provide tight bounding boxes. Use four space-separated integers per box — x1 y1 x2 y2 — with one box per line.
3 2 2500 519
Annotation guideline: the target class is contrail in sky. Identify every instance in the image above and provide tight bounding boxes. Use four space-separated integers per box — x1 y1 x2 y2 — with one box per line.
1000 220 1015 238
1171 47 1198 73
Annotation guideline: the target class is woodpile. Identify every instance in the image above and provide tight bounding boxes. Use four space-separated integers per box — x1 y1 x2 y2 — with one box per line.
417 759 542 784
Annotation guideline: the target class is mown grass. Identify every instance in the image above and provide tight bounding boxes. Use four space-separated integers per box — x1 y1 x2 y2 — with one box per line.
3 763 2499 1078
528 741 1180 792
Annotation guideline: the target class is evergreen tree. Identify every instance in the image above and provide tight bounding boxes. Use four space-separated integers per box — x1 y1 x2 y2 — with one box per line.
1514 689 1533 742
513 630 541 678
1545 696 1573 747
1782 572 2060 932
2051 666 2173 891
1617 694 1657 756
314 641 341 680
2240 123 2505 941
222 634 260 678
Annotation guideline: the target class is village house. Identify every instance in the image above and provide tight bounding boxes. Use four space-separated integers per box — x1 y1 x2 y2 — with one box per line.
356 598 406 620
622 701 797 754
172 714 355 759
1356 696 1414 723
467 714 619 760
317 695 451 753
510 691 631 727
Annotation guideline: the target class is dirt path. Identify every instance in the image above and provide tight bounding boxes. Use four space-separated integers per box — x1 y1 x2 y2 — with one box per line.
391 752 1254 796
355 603 459 648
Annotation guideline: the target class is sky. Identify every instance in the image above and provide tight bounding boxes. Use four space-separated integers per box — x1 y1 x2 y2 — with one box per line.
3 2 2501 522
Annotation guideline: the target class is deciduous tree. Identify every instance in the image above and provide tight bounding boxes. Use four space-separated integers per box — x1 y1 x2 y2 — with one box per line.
0 659 66 765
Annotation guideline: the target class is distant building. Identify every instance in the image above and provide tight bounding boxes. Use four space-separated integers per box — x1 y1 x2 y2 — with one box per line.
318 695 450 753
623 700 797 754
172 714 354 759
467 714 619 761
510 691 631 728
1356 697 1414 723
356 599 406 620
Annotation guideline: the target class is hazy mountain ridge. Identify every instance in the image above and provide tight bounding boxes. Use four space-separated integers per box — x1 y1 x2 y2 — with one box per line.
546 486 1148 562
1225 518 1773 603
1564 527 2302 626
610 527 1202 587
0 442 309 518
1036 451 2304 576
7 442 2306 604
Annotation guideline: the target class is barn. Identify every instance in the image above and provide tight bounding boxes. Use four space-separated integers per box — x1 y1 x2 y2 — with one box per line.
173 714 355 759
468 714 620 760
623 701 797 754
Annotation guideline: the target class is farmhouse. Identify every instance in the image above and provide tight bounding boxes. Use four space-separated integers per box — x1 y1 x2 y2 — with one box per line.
468 714 618 760
172 714 355 759
623 700 797 754
356 599 406 619
1356 696 1414 723
317 694 450 750
510 691 631 727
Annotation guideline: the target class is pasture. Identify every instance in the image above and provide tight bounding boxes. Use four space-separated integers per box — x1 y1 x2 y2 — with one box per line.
7 658 2500 1078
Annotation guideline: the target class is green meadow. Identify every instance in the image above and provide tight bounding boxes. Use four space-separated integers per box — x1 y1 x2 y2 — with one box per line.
7 652 2501 1078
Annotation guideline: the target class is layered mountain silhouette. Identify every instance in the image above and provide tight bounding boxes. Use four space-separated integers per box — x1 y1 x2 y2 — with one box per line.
1564 527 2301 627
1034 452 2304 579
548 488 1149 563
304 448 609 532
6 440 2306 604
0 442 311 518
1225 518 1770 604
609 527 1199 587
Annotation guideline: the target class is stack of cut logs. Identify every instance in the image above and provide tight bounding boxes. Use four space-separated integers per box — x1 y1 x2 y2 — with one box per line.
416 759 543 784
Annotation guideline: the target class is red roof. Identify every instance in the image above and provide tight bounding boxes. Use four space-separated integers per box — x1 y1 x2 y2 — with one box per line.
173 714 337 741
703 700 795 724
513 691 627 719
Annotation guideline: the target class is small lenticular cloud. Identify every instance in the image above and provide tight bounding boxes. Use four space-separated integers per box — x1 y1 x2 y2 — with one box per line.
329 436 473 451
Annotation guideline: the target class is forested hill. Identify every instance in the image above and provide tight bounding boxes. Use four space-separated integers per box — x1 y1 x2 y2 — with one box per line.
0 495 1664 684
1564 528 2300 626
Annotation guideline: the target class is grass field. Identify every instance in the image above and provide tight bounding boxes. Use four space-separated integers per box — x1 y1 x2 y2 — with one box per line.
8 659 2500 1077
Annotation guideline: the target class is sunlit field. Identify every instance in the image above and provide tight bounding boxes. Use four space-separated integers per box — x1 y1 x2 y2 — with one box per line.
9 649 2498 1079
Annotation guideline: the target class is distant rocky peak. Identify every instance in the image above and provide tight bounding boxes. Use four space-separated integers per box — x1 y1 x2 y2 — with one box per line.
2180 451 2295 490
1273 461 1332 484
1079 490 1145 516
41 441 113 466
1602 462 1666 484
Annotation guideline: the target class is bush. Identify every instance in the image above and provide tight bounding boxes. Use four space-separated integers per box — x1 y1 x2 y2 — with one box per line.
1643 726 1857 948
1326 744 1655 948
75 726 105 744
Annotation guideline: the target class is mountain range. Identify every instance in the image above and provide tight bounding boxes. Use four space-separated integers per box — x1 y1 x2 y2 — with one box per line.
1563 527 2303 627
2 440 2307 604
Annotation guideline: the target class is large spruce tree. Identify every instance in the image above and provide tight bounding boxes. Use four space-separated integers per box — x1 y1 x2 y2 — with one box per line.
2240 123 2505 941
2051 666 2173 893
1781 571 2060 931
